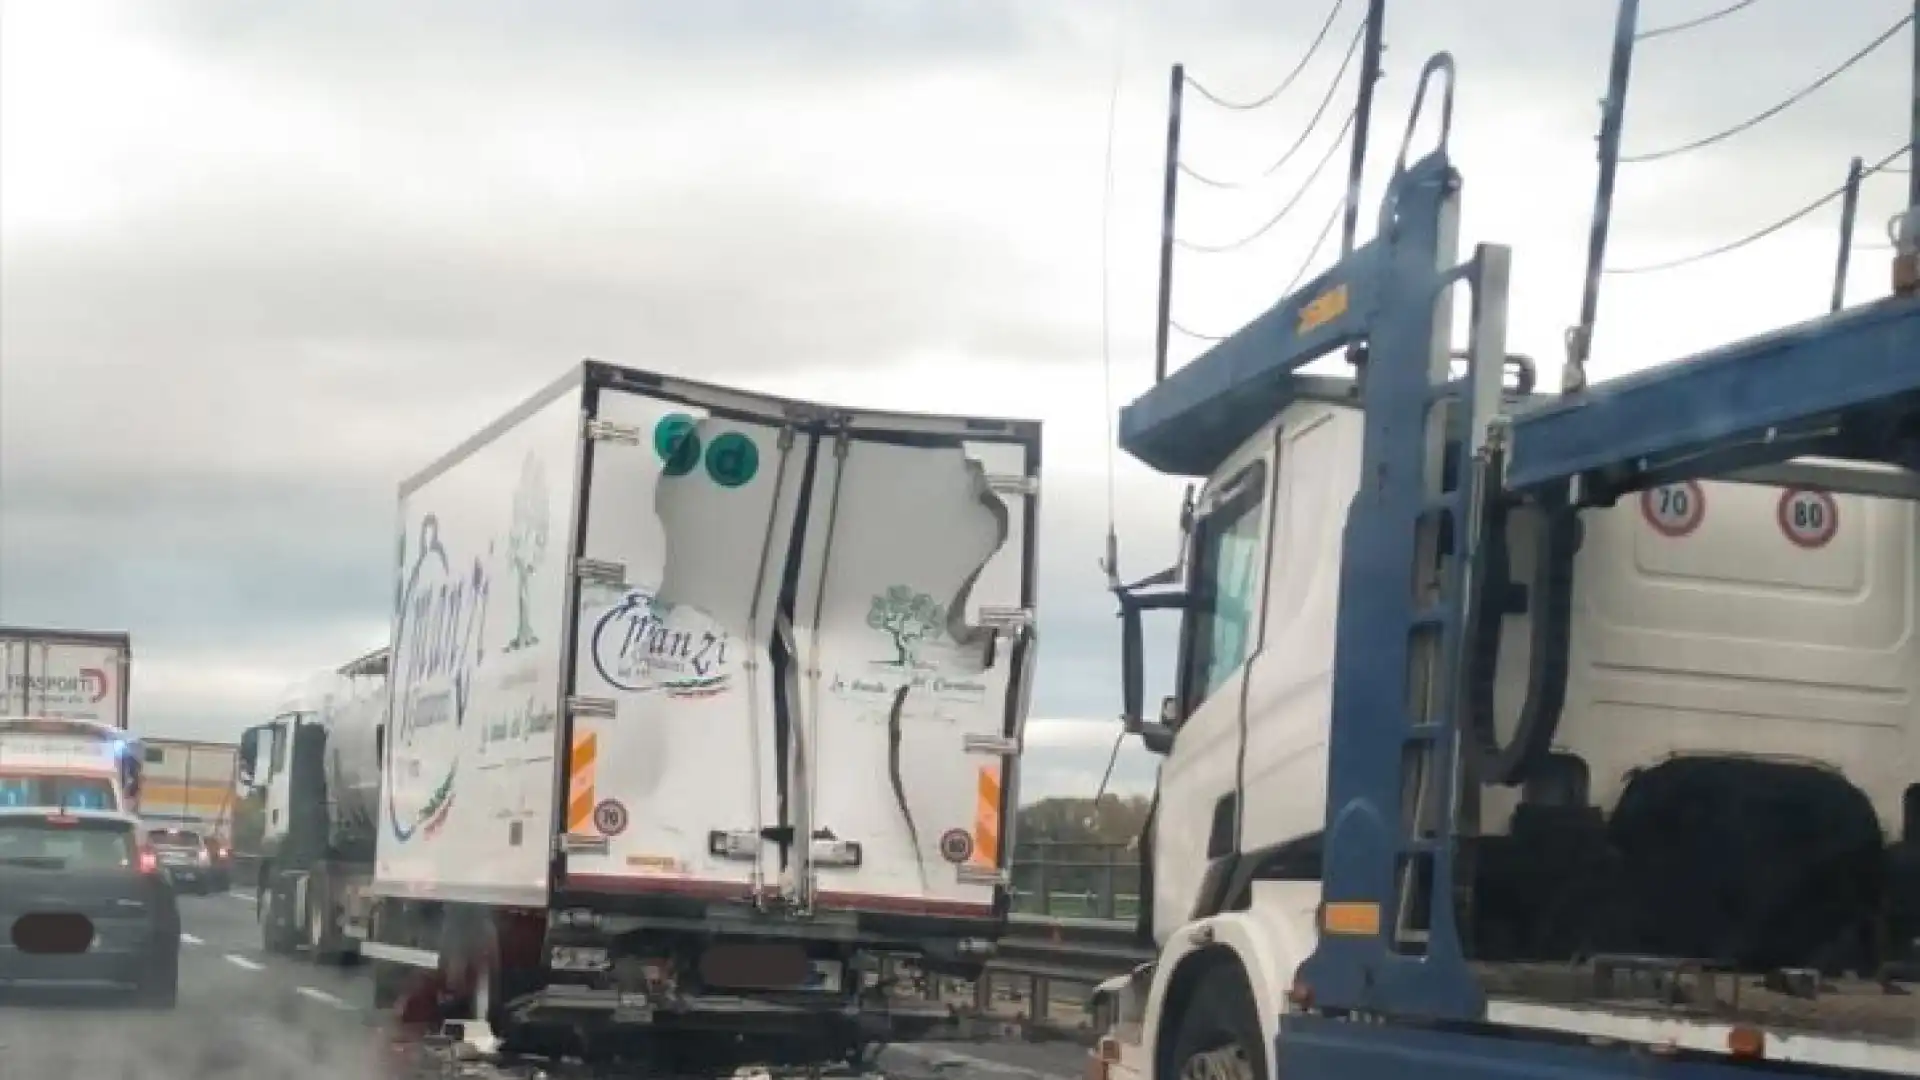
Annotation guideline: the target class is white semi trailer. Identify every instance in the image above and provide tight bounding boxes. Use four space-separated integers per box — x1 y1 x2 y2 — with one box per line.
246 361 1041 1069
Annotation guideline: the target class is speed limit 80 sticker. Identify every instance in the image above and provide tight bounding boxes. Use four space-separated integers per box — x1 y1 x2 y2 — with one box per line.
1777 488 1839 549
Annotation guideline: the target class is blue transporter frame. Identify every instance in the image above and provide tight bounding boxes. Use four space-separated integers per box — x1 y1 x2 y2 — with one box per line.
1117 50 1920 1080
1121 49 1502 1031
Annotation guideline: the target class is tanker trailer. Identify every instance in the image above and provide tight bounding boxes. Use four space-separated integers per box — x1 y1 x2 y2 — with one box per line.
242 650 387 963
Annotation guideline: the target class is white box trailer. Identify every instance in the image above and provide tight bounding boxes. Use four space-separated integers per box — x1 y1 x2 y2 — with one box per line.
357 361 1040 1067
137 738 239 837
0 627 132 729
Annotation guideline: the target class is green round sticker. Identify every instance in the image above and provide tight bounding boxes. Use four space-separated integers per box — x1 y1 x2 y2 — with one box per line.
705 432 760 488
652 414 700 477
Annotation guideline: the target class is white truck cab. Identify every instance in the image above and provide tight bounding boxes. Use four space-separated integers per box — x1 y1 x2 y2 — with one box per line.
1096 383 1920 1080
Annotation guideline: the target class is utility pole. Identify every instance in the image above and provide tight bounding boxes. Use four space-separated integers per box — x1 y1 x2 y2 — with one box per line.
1563 0 1641 394
1152 65 1185 384
1833 157 1864 312
1340 0 1388 258
1896 0 1920 295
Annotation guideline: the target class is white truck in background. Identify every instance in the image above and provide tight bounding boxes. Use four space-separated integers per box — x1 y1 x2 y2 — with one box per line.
137 738 238 837
245 362 1041 1069
0 626 132 730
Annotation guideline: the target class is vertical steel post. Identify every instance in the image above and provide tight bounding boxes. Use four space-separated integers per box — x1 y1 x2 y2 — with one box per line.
1340 0 1388 257
1563 0 1641 393
1833 156 1864 312
1153 65 1185 384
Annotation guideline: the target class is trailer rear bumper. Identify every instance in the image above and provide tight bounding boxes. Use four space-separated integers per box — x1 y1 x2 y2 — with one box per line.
507 983 979 1042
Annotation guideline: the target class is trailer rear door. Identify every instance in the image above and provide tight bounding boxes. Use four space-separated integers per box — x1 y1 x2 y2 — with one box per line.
788 422 1037 919
563 365 1039 921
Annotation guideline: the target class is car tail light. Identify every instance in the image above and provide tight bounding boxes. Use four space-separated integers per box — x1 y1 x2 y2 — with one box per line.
137 845 158 875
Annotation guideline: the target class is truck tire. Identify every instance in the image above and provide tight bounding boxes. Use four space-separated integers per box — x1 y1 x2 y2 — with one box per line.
1166 967 1265 1080
258 873 298 954
306 871 346 965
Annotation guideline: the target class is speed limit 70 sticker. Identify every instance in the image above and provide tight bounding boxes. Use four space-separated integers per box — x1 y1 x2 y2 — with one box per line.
1777 488 1839 548
1640 481 1705 538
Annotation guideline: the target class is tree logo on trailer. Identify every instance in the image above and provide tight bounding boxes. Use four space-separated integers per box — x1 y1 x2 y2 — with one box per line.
505 451 551 654
387 514 491 842
590 588 735 699
867 586 946 668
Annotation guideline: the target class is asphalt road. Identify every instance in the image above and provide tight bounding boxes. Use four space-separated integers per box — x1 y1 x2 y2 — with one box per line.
0 887 1094 1080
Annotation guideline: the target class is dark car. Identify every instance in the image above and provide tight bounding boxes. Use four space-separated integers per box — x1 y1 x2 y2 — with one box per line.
146 827 213 895
0 807 180 1007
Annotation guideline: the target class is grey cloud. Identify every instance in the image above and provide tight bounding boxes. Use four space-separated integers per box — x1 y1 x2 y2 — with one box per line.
2 186 1091 396
135 0 1069 76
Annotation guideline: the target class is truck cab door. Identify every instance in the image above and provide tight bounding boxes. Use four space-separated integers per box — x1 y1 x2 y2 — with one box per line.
258 716 294 858
1152 444 1274 939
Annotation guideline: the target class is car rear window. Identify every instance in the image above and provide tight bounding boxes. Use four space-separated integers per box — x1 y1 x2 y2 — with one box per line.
0 817 138 870
0 774 118 811
147 829 201 848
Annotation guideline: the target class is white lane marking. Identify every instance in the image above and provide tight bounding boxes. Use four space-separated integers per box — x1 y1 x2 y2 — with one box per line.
224 953 266 971
228 890 255 902
295 985 355 1011
180 932 203 945
885 1045 1073 1080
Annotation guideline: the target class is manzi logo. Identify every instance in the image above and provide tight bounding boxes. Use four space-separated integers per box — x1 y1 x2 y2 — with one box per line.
386 515 491 842
505 452 551 654
590 588 735 699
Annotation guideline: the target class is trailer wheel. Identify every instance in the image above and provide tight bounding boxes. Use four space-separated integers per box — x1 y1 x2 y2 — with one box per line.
1166 967 1265 1080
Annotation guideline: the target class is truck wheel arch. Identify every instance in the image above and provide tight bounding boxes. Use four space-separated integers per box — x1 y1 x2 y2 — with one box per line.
1144 908 1308 1080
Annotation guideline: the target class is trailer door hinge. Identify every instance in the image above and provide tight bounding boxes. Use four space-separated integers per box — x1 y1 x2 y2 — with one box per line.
986 474 1039 498
955 864 1008 887
573 558 629 588
977 607 1033 634
584 418 643 445
567 696 617 719
562 833 610 855
962 733 1020 756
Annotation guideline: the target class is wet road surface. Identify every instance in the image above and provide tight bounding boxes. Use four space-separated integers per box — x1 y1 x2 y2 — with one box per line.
0 887 1093 1080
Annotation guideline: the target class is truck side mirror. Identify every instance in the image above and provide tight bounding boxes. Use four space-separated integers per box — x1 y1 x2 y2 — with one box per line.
237 727 260 789
1116 583 1187 756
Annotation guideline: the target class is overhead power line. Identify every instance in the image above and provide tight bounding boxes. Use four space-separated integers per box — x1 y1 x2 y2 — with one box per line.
1622 13 1912 163
1169 317 1227 342
1606 143 1911 275
1180 22 1366 189
1284 197 1347 295
1176 107 1358 254
1184 0 1347 111
1636 0 1763 41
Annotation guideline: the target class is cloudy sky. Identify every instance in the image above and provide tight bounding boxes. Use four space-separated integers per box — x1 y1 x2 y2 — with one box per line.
0 0 1909 802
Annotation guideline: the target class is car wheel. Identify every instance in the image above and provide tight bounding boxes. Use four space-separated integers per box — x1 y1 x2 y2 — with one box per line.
136 950 180 1009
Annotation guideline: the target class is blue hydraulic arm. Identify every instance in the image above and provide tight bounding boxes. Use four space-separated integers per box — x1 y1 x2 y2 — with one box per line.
1507 296 1920 498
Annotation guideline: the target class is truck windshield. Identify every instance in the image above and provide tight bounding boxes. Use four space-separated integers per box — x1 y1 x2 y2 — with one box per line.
0 773 118 811
0 816 138 870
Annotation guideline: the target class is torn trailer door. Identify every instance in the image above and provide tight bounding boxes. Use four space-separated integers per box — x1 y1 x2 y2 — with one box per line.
562 362 1039 927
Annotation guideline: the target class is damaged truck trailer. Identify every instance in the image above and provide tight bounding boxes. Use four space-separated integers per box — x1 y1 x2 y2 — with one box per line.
345 361 1039 1065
